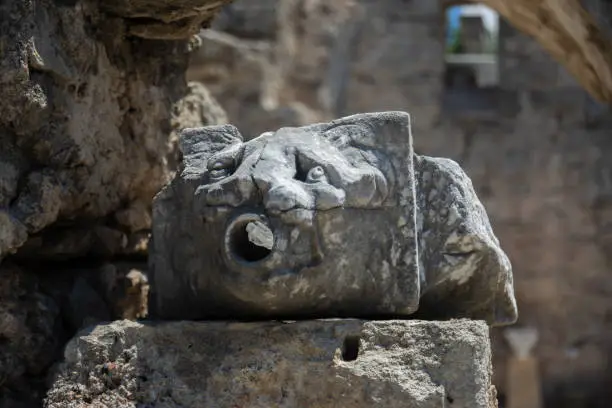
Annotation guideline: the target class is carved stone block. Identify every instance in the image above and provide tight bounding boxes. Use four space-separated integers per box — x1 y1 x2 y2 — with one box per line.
149 112 517 326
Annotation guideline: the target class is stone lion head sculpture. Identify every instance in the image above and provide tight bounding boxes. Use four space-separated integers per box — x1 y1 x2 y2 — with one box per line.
150 112 517 327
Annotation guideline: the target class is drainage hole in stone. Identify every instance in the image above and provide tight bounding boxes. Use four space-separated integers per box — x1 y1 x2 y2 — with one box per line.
341 335 360 361
229 221 272 262
446 393 454 404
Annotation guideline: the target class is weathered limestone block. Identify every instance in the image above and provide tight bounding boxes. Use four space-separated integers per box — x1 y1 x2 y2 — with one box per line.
45 319 497 408
150 112 517 326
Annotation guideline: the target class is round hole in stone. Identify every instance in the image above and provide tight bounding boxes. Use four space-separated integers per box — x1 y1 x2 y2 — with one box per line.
227 217 272 263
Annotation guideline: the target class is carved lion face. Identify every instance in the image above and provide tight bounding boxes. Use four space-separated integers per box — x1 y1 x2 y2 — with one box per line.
194 127 390 211
150 112 516 326
151 112 419 319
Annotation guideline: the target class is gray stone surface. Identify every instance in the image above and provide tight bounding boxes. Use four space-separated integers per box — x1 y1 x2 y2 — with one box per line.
150 111 517 326
45 319 497 408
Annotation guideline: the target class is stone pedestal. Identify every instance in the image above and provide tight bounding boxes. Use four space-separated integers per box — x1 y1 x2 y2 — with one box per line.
46 319 497 408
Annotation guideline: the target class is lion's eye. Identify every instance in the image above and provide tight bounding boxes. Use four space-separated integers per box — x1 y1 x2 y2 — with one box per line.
208 161 232 181
306 166 327 183
209 168 229 179
443 249 477 266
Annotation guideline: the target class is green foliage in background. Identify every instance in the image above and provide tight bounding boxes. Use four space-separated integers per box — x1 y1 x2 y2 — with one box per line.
446 27 498 55
447 28 464 54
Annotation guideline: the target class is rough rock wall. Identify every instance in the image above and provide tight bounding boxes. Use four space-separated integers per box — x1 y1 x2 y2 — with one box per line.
187 1 612 406
0 0 228 405
0 0 228 261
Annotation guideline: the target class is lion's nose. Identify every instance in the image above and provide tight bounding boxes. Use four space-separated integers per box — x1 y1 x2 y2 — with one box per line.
264 184 314 212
